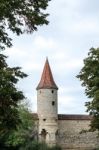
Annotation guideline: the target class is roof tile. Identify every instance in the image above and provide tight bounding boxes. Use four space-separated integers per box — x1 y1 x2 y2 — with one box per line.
36 58 58 90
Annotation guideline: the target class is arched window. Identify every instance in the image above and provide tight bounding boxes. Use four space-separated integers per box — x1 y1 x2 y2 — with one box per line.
41 129 47 141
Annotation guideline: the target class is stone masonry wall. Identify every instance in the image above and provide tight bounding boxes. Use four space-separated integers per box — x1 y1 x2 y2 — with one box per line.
58 120 99 150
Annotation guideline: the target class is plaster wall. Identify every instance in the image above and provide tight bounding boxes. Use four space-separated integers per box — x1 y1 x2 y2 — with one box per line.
37 89 58 145
37 89 58 118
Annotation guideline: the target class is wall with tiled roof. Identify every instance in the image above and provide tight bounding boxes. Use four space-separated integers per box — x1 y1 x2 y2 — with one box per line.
32 113 99 149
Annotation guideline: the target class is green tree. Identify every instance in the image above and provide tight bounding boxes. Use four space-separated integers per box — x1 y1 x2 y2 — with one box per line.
5 104 36 149
0 53 27 147
0 0 50 50
77 47 99 132
19 141 62 150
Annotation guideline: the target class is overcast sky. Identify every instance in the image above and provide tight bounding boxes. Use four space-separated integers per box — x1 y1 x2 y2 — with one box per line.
4 0 99 114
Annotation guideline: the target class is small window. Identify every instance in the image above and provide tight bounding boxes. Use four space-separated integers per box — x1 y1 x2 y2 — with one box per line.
43 119 46 121
41 129 47 141
52 101 55 105
52 90 54 93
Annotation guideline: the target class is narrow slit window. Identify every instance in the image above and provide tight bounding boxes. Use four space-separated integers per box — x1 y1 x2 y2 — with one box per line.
52 101 55 106
43 119 46 121
52 90 54 93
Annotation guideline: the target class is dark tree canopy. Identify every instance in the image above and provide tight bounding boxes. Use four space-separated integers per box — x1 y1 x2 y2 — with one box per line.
0 0 50 50
0 53 27 137
77 47 99 132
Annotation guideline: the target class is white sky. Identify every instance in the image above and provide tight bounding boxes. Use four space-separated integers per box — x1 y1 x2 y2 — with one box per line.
4 0 99 114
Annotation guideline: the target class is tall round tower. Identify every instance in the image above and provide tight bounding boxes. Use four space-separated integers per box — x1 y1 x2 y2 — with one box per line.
36 58 58 145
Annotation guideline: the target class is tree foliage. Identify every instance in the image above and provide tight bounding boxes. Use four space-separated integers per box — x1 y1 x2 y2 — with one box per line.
5 104 36 149
0 53 27 146
19 142 62 150
77 47 99 131
0 0 50 50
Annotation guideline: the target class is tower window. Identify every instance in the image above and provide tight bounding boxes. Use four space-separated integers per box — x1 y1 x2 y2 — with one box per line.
51 90 54 93
43 118 46 121
40 90 41 93
52 101 55 105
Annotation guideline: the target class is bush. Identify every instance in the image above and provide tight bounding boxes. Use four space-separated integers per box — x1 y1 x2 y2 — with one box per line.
19 141 62 150
49 145 62 150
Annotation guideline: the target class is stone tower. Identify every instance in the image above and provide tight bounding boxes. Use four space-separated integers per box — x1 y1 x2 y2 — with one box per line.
36 58 58 145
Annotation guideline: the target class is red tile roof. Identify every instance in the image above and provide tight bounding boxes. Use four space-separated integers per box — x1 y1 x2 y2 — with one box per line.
36 58 58 90
32 113 92 120
58 114 92 120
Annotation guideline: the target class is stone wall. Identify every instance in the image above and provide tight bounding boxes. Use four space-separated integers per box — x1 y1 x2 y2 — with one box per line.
33 114 99 149
58 119 99 150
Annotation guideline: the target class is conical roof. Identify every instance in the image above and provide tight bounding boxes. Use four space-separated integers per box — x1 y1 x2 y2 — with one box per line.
36 58 58 90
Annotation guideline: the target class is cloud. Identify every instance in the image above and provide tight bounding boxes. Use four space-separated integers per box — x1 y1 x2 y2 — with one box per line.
3 0 99 114
33 36 56 50
58 95 87 114
71 18 99 35
59 86 83 94
22 62 42 72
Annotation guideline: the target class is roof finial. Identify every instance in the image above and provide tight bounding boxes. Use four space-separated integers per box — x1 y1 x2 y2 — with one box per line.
46 56 48 61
